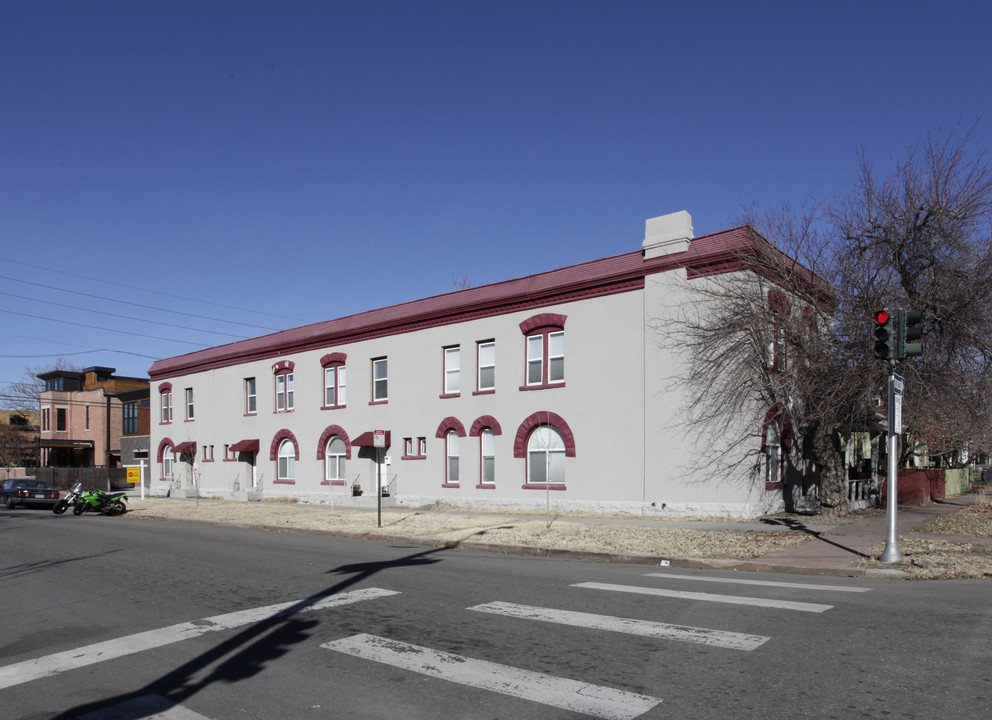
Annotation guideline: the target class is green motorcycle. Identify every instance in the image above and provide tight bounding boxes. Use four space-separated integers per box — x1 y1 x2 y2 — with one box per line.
67 482 128 516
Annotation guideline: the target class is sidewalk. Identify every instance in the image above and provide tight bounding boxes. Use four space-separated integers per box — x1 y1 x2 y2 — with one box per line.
673 493 991 578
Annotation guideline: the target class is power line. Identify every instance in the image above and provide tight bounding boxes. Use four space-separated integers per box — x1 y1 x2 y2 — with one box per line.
0 308 211 347
0 334 162 361
0 289 250 340
0 256 309 324
0 273 285 333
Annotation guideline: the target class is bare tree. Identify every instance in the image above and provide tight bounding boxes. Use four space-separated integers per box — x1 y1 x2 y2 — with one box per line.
667 127 992 515
1 359 83 411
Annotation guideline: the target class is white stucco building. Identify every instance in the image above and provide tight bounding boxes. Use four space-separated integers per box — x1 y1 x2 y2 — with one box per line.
148 211 791 518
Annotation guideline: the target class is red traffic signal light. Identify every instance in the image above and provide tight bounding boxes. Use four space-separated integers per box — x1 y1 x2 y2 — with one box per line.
874 309 894 361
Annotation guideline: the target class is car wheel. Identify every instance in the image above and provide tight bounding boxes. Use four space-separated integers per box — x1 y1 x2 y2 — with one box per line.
6 497 16 510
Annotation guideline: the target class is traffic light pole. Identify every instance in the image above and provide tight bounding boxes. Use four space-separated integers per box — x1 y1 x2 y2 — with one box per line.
878 360 904 563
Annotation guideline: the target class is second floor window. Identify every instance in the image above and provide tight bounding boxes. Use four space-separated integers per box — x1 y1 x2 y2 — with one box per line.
526 330 564 386
56 407 67 433
161 389 172 423
372 358 388 402
443 347 460 395
275 371 294 412
123 402 138 435
245 377 257 414
185 388 195 421
477 341 495 392
324 365 346 408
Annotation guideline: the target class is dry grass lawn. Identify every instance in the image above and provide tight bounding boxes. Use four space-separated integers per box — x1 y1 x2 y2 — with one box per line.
125 498 810 560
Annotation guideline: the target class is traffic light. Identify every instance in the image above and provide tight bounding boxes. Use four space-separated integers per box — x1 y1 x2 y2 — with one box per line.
898 309 923 359
874 309 894 361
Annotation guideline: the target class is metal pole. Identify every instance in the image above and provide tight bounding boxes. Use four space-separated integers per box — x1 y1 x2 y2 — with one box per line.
878 363 903 562
377 447 382 529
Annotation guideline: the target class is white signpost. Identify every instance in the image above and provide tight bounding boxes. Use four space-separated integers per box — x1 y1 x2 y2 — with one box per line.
373 430 385 528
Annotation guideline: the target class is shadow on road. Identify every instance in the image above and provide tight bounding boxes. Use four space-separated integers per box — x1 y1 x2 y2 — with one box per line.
49 545 446 719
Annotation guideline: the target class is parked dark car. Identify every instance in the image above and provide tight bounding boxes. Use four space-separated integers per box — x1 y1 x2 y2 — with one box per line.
1 478 61 509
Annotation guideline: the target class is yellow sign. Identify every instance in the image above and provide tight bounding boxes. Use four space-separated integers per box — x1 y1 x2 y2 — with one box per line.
127 467 141 483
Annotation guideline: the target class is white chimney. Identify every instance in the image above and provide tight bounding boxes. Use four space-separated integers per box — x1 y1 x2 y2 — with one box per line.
643 210 693 259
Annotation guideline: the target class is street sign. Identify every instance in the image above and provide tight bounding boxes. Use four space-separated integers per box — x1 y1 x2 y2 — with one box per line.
893 374 904 395
126 467 141 483
373 430 386 448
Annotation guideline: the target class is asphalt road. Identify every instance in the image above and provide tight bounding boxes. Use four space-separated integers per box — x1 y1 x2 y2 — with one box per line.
1 509 990 719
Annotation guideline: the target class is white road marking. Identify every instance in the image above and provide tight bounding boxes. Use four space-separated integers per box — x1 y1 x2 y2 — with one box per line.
0 587 399 691
573 582 833 613
322 633 662 720
644 572 872 592
469 600 769 651
79 693 213 720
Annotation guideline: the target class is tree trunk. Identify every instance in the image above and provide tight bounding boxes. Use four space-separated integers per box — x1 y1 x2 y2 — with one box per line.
808 425 848 516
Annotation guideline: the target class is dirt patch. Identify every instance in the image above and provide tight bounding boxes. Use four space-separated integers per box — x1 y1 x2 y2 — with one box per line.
124 498 810 560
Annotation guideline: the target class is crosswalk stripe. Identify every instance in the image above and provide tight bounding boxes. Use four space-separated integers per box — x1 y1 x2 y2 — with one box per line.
644 572 872 592
322 633 663 720
0 588 399 691
573 582 833 613
468 601 769 651
79 693 214 720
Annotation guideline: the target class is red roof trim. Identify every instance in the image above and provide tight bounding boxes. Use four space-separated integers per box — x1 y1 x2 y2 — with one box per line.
149 227 758 380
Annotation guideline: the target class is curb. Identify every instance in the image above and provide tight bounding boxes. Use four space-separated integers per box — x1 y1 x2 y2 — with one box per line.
128 512 908 579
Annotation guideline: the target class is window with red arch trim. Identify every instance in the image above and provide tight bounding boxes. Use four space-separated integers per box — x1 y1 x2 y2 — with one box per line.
519 314 566 390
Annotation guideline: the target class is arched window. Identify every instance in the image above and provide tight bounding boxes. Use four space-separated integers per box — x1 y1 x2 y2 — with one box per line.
519 314 566 389
325 436 346 483
762 404 792 490
527 426 565 487
480 428 495 487
273 361 295 412
162 444 174 481
277 439 295 482
445 430 460 486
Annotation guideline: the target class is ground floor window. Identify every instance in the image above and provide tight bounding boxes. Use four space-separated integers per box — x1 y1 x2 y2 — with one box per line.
278 439 295 481
325 436 346 482
527 426 565 485
480 428 495 485
446 430 460 485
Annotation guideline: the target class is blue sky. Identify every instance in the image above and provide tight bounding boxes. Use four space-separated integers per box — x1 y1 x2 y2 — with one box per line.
2 0 991 394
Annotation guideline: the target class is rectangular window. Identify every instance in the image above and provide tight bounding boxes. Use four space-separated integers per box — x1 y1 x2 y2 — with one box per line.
446 432 460 485
161 391 172 423
403 437 427 460
123 402 138 435
85 405 90 431
276 372 294 411
372 358 388 402
324 366 346 407
477 341 495 391
245 377 257 414
185 388 195 421
224 444 236 461
202 445 214 462
548 331 564 383
56 407 67 433
443 347 460 395
526 335 544 385
525 331 565 387
41 407 51 432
